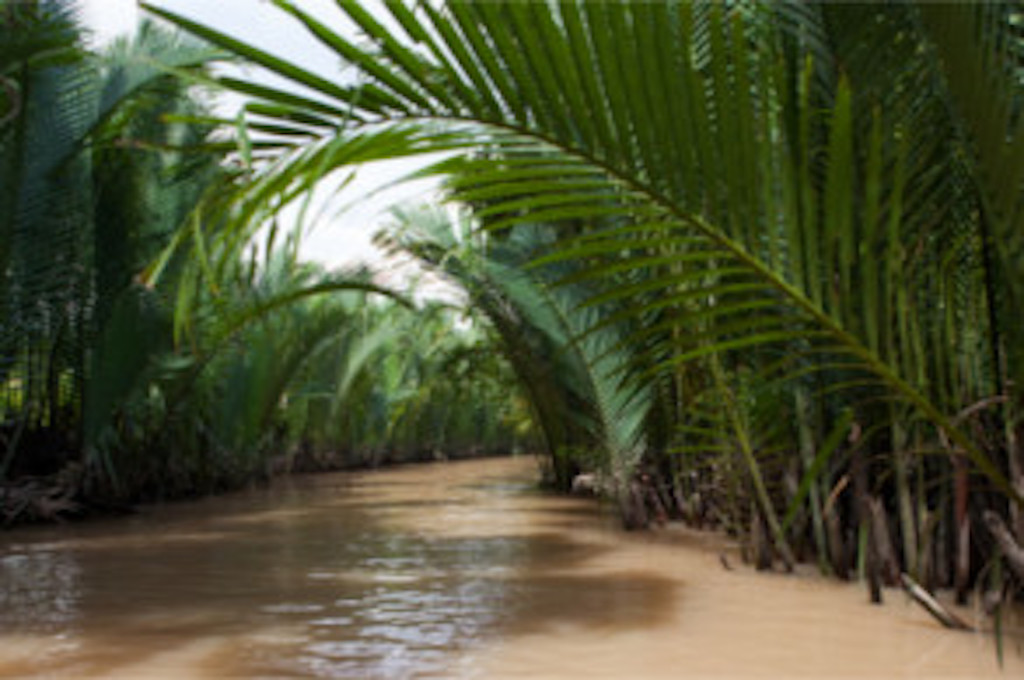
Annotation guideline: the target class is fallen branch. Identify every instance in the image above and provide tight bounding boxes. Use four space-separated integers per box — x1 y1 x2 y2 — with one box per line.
900 573 973 631
984 510 1024 581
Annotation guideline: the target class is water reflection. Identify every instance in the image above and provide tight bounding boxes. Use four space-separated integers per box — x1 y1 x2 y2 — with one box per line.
0 549 81 633
0 459 637 677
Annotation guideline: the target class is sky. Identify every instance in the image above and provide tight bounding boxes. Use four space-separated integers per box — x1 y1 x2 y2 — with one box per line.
79 0 446 273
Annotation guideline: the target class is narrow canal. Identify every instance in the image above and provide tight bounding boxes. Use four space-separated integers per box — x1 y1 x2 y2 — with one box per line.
1 457 1020 677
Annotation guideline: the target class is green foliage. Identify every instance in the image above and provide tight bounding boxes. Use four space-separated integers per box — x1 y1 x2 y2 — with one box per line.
2 6 521 510
142 0 1024 589
8 0 1020 610
379 205 652 488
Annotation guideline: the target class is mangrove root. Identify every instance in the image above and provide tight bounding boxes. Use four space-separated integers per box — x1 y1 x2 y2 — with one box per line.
1 462 83 525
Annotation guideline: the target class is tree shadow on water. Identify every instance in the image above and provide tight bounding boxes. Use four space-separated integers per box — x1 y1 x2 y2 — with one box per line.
497 571 677 634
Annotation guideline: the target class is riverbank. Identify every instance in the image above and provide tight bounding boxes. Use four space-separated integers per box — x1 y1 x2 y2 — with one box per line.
1 456 1020 677
0 446 513 527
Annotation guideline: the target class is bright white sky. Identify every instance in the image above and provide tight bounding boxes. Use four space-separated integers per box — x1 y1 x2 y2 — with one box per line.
80 0 446 274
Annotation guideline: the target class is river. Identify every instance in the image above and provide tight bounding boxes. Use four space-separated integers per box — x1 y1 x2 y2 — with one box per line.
0 456 1020 678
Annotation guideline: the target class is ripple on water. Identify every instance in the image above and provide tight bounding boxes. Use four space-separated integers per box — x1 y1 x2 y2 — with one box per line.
308 616 354 627
301 656 449 680
259 603 325 615
298 640 450 678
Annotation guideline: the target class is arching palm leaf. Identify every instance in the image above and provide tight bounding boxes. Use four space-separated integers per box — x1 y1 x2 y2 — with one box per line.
142 0 1020 503
379 206 652 490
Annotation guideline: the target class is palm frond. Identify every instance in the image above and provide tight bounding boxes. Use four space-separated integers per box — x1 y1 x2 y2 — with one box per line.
143 0 1020 501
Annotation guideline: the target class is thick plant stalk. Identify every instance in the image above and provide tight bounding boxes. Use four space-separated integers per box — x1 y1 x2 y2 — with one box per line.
868 496 901 586
980 205 1022 544
917 508 936 589
617 476 650 531
953 454 971 604
936 480 951 588
915 433 933 586
751 502 774 570
851 434 881 603
825 503 848 579
894 452 918 575
891 419 918 577
795 387 831 574
713 359 796 570
1005 395 1024 544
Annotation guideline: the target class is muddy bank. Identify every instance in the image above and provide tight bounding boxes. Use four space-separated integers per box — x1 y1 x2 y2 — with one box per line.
1 446 513 527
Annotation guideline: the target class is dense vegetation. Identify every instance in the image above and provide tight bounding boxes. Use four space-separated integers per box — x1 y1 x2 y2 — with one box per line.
4 0 1024 617
0 1 530 521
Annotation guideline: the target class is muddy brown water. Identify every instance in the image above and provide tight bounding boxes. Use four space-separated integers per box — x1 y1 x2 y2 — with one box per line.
1 456 1021 678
